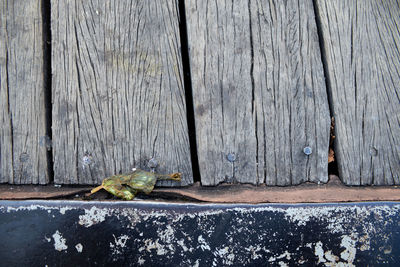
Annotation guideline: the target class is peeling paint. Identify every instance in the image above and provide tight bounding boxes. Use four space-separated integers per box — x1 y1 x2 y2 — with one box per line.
198 235 211 251
340 235 356 265
59 207 73 215
214 246 235 265
78 207 111 227
324 250 339 264
1 201 399 266
193 259 200 267
245 245 265 260
110 234 129 257
137 256 145 265
177 239 191 252
315 241 325 263
359 234 370 251
75 243 83 253
3 204 74 216
310 235 358 266
52 230 68 251
269 250 291 262
140 238 169 255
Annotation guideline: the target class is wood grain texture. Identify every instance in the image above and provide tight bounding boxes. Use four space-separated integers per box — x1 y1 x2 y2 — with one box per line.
0 0 49 184
52 0 193 185
186 1 257 186
252 0 330 186
186 0 330 185
316 0 400 185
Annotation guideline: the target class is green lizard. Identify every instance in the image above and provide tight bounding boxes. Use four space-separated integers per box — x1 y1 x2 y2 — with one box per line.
90 168 181 200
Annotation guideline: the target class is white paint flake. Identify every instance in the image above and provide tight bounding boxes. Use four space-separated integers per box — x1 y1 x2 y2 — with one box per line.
278 251 291 260
59 207 73 215
359 234 370 251
310 236 356 267
315 242 326 263
159 225 175 243
75 243 83 253
245 245 264 260
79 207 110 227
198 235 210 251
52 230 68 251
110 234 130 256
6 204 49 213
5 204 72 216
177 239 189 252
137 257 145 265
140 239 168 255
324 250 339 263
340 235 356 266
213 246 235 265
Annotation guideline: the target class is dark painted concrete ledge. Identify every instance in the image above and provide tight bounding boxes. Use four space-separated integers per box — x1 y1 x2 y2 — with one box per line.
0 200 399 266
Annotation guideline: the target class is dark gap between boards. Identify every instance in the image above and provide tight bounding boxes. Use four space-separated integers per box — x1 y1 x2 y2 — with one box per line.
42 0 54 183
312 0 339 178
178 0 201 184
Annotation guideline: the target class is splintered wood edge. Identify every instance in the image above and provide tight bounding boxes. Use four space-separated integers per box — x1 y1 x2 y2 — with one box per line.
1 176 399 202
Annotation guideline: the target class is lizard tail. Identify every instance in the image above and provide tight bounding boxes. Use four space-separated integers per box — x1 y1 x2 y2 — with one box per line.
90 185 104 195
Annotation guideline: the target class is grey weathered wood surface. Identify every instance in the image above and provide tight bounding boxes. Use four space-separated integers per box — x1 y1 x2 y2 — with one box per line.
186 0 330 185
316 0 400 185
0 0 49 184
52 0 193 185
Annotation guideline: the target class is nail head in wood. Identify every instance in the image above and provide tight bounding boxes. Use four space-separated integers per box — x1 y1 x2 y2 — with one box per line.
148 158 158 169
303 147 312 156
227 153 236 163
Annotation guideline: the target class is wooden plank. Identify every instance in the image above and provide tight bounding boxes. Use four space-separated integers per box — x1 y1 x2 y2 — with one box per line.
186 0 330 185
51 0 193 185
252 0 330 186
0 0 49 184
185 1 256 185
316 0 400 185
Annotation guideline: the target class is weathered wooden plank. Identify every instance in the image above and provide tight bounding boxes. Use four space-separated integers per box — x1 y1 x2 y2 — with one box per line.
315 0 400 185
252 0 330 186
186 0 330 185
0 0 49 184
51 1 193 185
185 1 256 185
